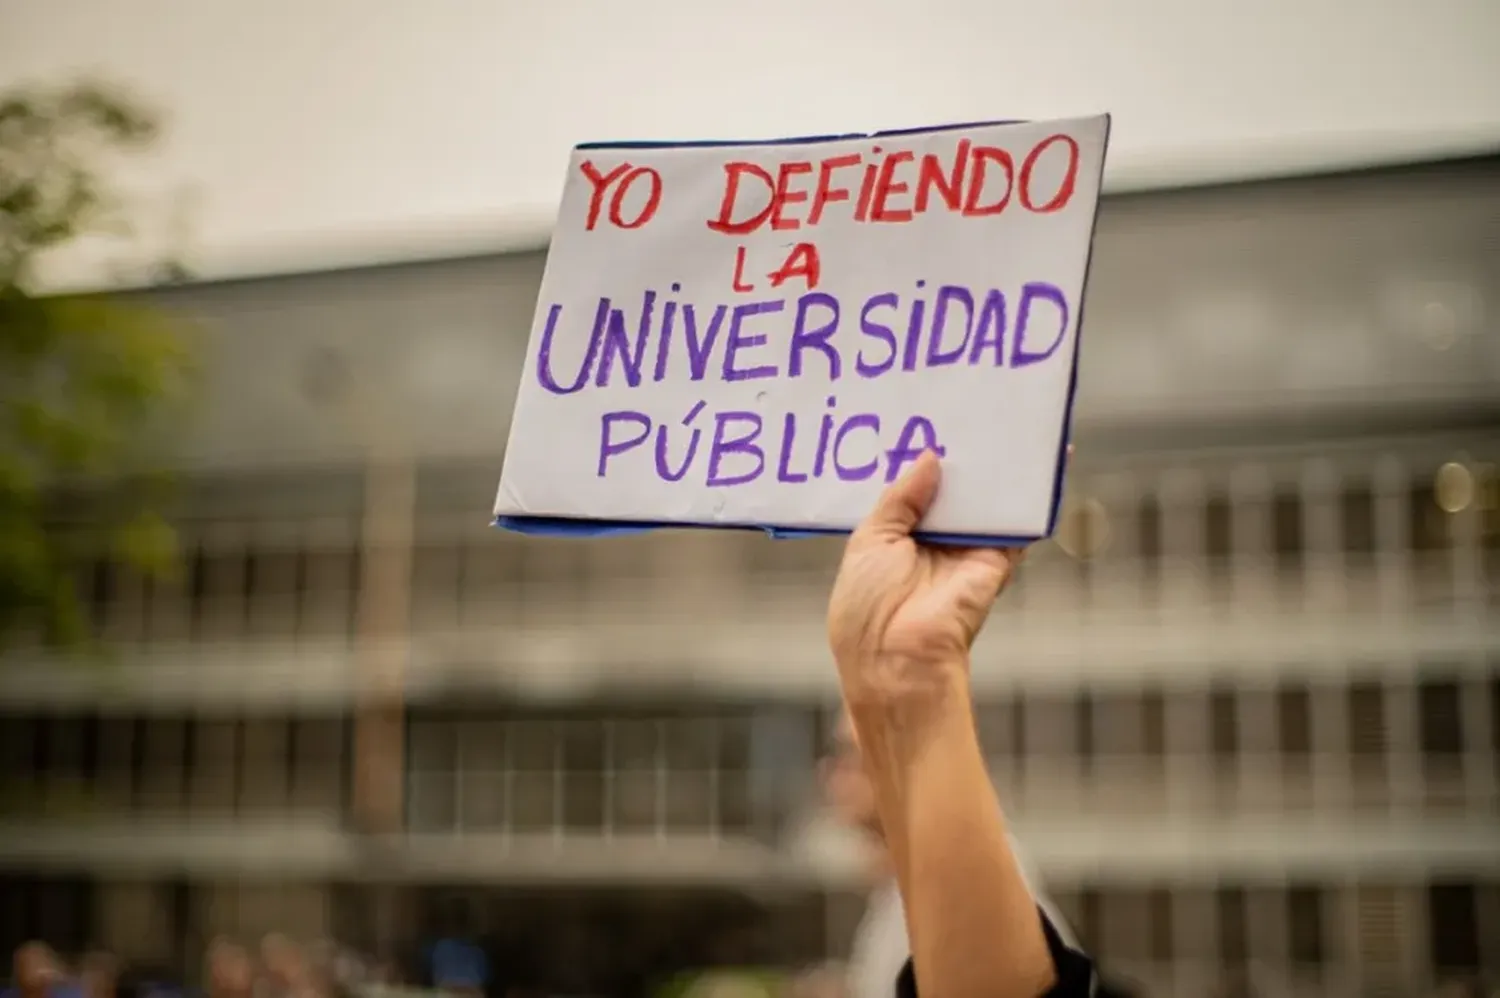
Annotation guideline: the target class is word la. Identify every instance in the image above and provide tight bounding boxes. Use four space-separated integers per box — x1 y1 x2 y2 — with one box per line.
730 241 821 293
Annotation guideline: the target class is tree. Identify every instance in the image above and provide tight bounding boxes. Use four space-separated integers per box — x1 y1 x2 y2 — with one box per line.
0 81 196 653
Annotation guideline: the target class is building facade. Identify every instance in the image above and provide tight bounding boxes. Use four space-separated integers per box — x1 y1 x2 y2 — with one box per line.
2 157 1498 997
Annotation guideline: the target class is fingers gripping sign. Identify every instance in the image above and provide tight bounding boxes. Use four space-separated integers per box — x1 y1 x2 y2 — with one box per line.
827 449 1029 709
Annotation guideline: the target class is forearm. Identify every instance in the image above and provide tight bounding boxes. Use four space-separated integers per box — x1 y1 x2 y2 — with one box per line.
849 663 1055 998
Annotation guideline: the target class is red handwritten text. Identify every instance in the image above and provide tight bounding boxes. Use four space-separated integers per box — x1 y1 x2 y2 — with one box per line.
580 160 664 231
705 133 1079 235
731 242 822 293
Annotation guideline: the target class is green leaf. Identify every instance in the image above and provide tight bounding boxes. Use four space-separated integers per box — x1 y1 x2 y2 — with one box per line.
112 509 179 578
0 78 195 655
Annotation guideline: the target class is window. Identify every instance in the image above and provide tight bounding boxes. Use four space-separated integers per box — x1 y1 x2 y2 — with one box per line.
1209 687 1239 765
194 540 252 641
0 876 94 958
1276 684 1313 758
1341 484 1376 556
188 718 241 813
87 556 118 629
1147 888 1174 964
1216 886 1249 967
289 716 347 814
560 718 606 831
717 712 756 834
186 542 210 626
1417 680 1464 757
96 879 179 967
1074 693 1095 772
610 716 662 831
456 718 508 830
1286 884 1326 967
519 541 590 605
144 536 191 643
508 719 557 831
1137 494 1162 579
244 539 301 635
1272 491 1304 572
94 717 138 807
1491 676 1500 768
405 716 458 832
974 698 1012 763
1098 889 1148 962
1140 689 1166 759
1010 696 1029 769
237 718 291 811
1024 694 1075 761
1408 481 1451 554
1204 493 1233 567
0 714 41 775
1354 885 1401 968
1075 888 1103 956
45 715 100 787
1055 496 1108 583
134 718 190 812
663 717 718 831
462 531 519 601
1347 681 1387 758
1348 681 1389 806
1093 692 1146 757
410 540 464 630
1427 882 1480 973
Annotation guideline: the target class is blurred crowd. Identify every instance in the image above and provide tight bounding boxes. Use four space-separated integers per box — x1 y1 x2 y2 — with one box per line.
2 928 802 998
4 936 396 998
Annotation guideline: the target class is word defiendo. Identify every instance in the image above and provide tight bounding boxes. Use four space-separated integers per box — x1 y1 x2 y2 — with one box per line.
598 396 946 488
534 281 1071 395
707 132 1080 235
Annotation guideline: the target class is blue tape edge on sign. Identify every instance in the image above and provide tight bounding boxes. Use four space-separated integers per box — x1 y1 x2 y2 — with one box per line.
574 117 1026 152
493 514 1038 549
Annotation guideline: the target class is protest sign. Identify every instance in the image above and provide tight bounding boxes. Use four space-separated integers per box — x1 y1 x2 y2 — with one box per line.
494 114 1110 543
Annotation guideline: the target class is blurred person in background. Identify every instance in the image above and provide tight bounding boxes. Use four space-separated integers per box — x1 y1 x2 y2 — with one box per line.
307 940 364 998
77 954 119 998
784 964 846 998
354 955 402 998
423 902 488 998
256 937 317 998
205 940 254 998
119 958 184 998
5 944 81 998
823 452 1094 998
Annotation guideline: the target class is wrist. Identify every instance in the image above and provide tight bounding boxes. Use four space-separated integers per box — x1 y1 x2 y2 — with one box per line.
844 654 974 748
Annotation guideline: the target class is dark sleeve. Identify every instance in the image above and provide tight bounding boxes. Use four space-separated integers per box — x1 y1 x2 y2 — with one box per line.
893 907 1095 998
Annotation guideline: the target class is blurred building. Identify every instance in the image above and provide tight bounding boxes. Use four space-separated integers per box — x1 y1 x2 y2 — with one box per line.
2 156 1498 997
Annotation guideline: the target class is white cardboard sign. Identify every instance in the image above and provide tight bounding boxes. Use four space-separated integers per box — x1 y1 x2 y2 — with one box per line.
495 114 1110 544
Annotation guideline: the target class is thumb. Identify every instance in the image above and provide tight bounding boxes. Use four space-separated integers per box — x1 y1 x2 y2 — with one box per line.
861 450 941 540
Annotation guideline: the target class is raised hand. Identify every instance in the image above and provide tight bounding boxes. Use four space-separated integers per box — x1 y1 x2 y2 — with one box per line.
826 450 1026 709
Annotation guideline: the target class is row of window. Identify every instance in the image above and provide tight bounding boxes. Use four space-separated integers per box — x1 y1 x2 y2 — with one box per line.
6 674 1494 778
22 459 1498 650
2 876 1494 987
2 675 1497 824
1047 882 1493 974
0 715 348 818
